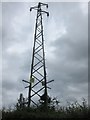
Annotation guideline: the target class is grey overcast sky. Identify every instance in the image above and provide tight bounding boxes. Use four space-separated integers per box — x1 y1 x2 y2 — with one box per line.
1 1 88 108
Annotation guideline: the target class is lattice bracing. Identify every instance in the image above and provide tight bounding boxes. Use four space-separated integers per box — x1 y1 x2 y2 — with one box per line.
22 2 54 108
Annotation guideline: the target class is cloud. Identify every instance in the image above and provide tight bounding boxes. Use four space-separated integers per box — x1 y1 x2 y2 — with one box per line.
2 2 88 108
1 0 89 3
46 2 88 104
0 2 2 109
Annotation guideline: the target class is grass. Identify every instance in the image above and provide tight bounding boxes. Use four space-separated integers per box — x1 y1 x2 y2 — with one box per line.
1 99 89 119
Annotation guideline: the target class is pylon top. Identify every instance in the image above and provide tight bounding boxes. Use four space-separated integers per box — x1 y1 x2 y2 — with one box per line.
30 2 49 17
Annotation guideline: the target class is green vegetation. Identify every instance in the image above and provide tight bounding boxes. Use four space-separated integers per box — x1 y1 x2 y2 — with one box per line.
1 98 89 119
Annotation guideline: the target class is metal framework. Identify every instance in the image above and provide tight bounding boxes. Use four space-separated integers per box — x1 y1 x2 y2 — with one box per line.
22 2 54 108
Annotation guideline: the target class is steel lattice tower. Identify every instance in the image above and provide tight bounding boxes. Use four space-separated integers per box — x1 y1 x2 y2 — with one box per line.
22 2 54 108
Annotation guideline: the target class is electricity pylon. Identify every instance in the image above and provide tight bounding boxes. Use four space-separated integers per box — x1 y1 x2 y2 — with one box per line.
22 2 54 108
